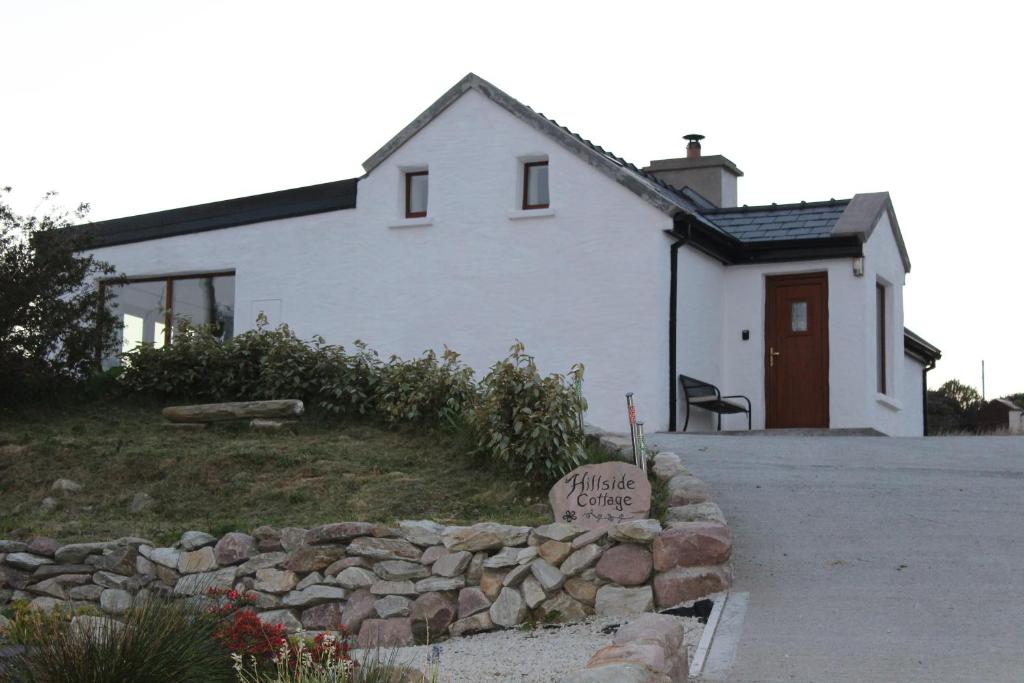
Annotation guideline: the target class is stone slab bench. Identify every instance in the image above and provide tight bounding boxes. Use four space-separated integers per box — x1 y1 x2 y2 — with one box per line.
161 400 304 424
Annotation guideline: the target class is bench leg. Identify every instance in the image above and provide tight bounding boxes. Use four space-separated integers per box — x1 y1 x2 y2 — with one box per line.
683 403 691 432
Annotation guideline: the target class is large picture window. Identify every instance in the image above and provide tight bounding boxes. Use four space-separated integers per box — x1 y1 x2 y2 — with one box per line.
104 272 235 365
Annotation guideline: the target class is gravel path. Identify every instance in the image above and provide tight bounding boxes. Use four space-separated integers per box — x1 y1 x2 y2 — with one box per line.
356 614 704 682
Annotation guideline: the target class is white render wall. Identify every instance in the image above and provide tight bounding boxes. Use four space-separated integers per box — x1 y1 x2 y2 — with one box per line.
88 90 674 433
675 247 726 432
678 211 920 435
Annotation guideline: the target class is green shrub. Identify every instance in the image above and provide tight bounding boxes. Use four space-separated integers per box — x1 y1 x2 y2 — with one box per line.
118 321 461 424
3 597 233 682
377 348 477 426
0 188 120 406
470 341 587 484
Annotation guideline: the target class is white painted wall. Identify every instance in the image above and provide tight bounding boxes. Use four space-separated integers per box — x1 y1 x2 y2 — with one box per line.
693 211 915 434
862 212 910 435
675 247 726 431
89 90 674 433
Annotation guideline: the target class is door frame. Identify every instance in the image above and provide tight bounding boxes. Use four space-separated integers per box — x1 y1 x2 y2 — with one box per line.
764 271 830 429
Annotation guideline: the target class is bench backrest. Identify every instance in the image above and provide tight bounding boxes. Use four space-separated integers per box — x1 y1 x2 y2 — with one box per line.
679 374 718 400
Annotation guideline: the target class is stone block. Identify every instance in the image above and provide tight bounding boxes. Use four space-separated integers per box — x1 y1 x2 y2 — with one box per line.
347 537 421 562
300 602 344 630
594 585 654 618
305 522 377 545
442 523 531 552
356 618 415 648
489 587 527 628
457 586 491 618
608 519 662 544
374 560 430 581
177 547 217 574
214 533 257 566
652 523 731 571
432 550 472 577
652 565 731 608
596 544 653 587
410 591 456 643
561 544 604 577
375 595 413 618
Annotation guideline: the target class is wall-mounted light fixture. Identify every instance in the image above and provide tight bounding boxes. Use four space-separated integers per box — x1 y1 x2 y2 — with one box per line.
852 257 865 277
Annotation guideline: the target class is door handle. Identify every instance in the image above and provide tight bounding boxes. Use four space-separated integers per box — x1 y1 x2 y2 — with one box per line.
769 347 780 368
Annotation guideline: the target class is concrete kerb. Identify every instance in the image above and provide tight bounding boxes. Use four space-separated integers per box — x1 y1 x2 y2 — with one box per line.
690 591 748 682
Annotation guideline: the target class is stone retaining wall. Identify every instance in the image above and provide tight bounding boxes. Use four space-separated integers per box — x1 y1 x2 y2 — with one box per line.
0 451 730 652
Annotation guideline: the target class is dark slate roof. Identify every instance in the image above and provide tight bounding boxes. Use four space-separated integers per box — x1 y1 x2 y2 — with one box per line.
69 178 359 249
700 200 850 242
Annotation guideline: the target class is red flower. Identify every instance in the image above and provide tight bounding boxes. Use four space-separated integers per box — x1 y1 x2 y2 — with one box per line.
213 609 287 660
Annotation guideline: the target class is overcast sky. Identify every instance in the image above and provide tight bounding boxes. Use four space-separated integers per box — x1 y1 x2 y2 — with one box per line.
3 0 1021 397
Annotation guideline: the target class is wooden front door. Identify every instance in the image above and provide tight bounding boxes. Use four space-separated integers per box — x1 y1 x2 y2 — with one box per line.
765 272 829 428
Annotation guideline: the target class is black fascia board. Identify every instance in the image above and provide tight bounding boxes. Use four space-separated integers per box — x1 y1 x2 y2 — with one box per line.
671 213 864 265
66 178 359 249
904 331 942 364
731 235 863 264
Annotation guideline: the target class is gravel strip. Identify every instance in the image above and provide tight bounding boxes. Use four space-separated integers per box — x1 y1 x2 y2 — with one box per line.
355 614 704 682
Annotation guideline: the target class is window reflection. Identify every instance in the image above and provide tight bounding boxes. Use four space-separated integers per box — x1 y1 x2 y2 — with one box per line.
105 273 235 367
171 276 235 341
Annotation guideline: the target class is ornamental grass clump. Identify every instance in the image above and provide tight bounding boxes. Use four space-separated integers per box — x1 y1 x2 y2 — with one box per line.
3 597 234 683
470 341 587 485
232 640 437 683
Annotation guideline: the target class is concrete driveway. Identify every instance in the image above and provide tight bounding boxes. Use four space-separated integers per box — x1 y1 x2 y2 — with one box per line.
648 433 1024 683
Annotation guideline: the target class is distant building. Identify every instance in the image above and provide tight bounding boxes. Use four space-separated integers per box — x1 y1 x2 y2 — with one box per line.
977 398 1024 434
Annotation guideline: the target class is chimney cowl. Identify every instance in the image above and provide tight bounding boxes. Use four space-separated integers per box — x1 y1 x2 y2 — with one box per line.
643 134 743 208
684 133 704 158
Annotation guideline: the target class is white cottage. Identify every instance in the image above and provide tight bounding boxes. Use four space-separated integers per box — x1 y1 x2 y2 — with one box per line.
76 74 940 436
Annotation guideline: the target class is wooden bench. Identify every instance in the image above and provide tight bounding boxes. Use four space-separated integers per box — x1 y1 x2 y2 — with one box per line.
679 375 751 432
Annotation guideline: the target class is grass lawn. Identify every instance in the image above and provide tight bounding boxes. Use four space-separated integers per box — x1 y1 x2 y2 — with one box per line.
0 400 558 545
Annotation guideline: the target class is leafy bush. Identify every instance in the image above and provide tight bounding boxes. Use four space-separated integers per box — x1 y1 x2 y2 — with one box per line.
377 348 477 426
470 341 587 484
3 597 234 682
118 322 590 466
119 320 384 418
0 188 120 405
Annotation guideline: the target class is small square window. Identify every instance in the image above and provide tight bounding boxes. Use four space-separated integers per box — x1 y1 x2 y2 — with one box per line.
791 301 808 332
405 171 428 218
523 161 549 210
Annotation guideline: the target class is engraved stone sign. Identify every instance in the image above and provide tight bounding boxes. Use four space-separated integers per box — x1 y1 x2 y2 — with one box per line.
548 462 651 530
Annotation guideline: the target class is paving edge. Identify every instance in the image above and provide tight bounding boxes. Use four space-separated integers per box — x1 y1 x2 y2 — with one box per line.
690 591 748 682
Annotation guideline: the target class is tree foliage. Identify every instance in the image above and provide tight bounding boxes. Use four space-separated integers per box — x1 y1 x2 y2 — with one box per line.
0 187 119 404
935 379 983 413
927 379 986 434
